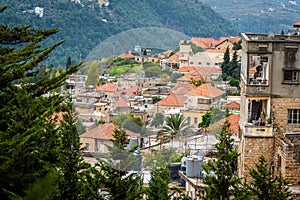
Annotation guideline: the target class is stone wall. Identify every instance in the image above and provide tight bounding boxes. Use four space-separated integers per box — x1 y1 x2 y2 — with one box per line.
238 136 274 182
274 135 300 185
272 98 300 133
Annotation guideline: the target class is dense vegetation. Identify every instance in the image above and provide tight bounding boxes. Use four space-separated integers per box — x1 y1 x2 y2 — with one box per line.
0 0 239 67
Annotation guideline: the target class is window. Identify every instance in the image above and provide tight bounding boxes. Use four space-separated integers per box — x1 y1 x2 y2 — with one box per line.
288 109 300 124
206 62 210 65
84 143 90 151
190 61 194 65
194 117 198 124
283 70 299 82
187 117 191 125
198 62 202 65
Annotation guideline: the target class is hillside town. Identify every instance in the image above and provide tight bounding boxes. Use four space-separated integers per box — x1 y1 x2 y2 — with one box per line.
3 1 300 197
58 22 300 199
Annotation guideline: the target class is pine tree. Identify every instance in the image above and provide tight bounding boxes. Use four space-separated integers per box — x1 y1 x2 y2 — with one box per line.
52 99 103 200
146 167 170 200
66 56 72 69
202 120 248 200
249 155 292 200
98 128 144 200
0 6 81 198
85 60 100 86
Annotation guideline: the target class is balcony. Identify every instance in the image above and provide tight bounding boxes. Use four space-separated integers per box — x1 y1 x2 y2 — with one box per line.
241 122 273 137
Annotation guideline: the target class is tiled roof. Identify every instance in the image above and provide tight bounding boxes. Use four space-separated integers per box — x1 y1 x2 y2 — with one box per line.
294 20 300 27
225 101 240 110
119 53 135 59
112 99 130 108
177 66 197 72
186 84 225 97
96 82 117 92
156 93 184 107
191 36 241 49
191 37 217 49
168 52 180 62
113 86 142 98
208 114 240 134
80 123 139 140
172 83 197 96
177 72 204 82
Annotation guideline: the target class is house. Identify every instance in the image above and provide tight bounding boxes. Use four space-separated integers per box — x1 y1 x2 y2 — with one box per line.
184 84 225 111
95 82 118 100
155 93 185 115
80 123 140 153
238 32 300 198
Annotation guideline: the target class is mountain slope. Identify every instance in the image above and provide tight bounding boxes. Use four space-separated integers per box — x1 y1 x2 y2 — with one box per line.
201 0 300 34
0 0 239 66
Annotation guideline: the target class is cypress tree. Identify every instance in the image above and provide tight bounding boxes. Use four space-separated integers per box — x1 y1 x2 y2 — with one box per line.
221 46 230 79
85 60 100 86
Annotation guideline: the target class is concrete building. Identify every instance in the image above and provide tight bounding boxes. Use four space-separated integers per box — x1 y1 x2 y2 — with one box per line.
238 32 300 197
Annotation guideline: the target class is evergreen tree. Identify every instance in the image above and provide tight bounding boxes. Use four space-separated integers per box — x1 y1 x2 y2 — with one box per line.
146 167 170 200
202 120 247 200
221 46 230 79
0 6 81 198
85 60 100 86
51 99 103 200
249 155 292 200
98 128 144 200
229 50 239 79
66 56 72 69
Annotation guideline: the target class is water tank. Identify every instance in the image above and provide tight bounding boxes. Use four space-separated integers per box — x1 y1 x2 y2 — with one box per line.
127 136 138 151
186 158 202 178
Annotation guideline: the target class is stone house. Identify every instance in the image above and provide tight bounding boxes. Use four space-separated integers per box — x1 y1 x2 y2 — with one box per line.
80 123 139 153
238 32 300 198
95 82 118 100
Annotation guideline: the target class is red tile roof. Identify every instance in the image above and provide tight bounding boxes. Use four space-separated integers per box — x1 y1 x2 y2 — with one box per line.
168 52 180 62
225 101 240 110
112 99 130 109
156 93 184 107
96 82 118 92
186 84 225 97
80 123 139 140
172 83 197 96
113 86 142 98
208 114 240 134
119 53 135 59
191 37 217 49
191 36 241 49
177 66 197 72
293 20 300 27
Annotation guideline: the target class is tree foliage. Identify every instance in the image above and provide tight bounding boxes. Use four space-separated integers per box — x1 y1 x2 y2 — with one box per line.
0 7 103 199
161 113 192 146
249 155 292 200
113 114 147 135
85 60 99 86
151 113 165 127
97 128 144 200
202 120 244 200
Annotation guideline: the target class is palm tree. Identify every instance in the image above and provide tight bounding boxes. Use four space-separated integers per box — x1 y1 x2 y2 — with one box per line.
161 113 192 147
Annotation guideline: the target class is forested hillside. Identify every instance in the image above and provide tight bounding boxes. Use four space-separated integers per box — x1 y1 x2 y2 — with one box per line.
0 0 239 66
201 0 300 34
